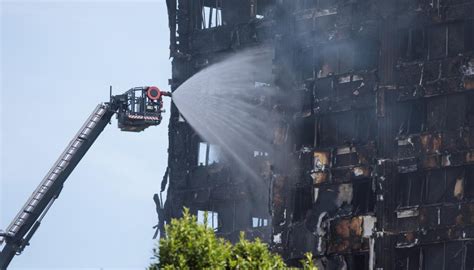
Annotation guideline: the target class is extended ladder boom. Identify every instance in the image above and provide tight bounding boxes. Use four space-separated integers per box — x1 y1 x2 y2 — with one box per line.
0 86 170 269
0 103 116 269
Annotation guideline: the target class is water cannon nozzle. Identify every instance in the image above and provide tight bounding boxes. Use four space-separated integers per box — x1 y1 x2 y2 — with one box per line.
162 91 172 98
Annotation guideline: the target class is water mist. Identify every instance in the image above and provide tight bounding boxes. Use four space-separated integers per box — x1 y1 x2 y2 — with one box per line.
172 46 282 181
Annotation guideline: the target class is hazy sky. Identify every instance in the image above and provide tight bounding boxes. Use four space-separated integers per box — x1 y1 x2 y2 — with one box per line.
1 1 171 268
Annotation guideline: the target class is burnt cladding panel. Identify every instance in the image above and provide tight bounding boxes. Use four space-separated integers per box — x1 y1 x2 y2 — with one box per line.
316 40 378 77
426 96 448 132
346 253 370 270
396 172 423 208
319 109 376 147
395 247 421 270
423 244 444 270
419 169 464 205
466 91 474 126
352 180 375 214
396 242 472 270
445 167 465 203
466 242 474 269
292 185 312 222
294 115 316 148
464 165 474 199
400 100 425 135
222 0 251 25
445 241 465 270
445 94 467 131
427 25 448 60
295 46 315 81
424 170 446 204
448 22 467 56
426 94 468 132
399 27 426 61
466 19 474 52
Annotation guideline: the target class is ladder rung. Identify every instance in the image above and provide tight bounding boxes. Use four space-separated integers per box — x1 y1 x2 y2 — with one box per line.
29 199 38 205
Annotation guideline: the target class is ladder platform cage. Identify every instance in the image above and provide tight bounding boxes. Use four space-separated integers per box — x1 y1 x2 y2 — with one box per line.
115 87 165 132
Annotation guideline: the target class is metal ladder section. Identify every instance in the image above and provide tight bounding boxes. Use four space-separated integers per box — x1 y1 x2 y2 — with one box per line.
2 103 111 241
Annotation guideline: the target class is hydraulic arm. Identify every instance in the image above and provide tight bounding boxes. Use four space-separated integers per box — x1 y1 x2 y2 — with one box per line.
0 86 171 269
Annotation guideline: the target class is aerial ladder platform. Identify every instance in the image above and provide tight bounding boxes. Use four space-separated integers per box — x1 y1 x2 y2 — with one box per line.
0 86 171 269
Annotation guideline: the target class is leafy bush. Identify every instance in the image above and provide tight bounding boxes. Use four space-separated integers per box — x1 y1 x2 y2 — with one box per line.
301 252 317 270
228 232 285 269
149 208 316 269
151 208 230 269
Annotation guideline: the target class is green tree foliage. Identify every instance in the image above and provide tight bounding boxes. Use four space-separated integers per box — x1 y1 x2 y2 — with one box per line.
149 208 316 269
151 208 231 270
228 232 285 269
301 252 317 270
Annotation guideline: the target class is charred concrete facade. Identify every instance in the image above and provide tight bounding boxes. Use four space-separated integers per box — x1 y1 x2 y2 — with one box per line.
163 1 474 269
